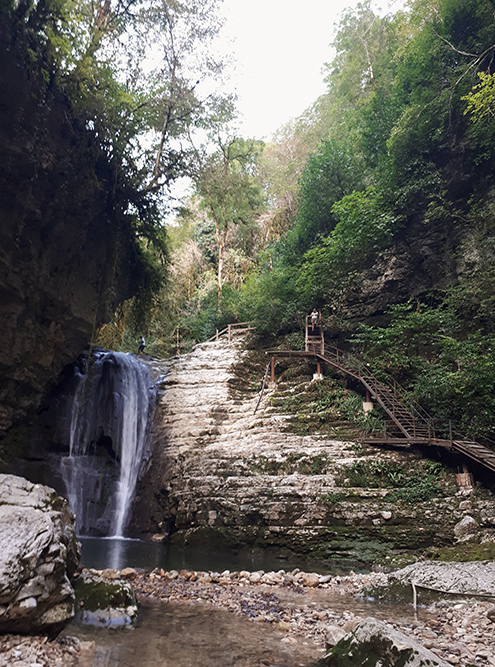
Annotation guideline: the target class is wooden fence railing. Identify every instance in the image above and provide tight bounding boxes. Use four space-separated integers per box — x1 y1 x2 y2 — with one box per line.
204 322 255 343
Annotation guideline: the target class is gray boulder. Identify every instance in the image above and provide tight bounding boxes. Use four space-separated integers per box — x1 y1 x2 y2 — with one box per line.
454 514 477 540
0 474 80 635
318 616 450 667
389 560 495 598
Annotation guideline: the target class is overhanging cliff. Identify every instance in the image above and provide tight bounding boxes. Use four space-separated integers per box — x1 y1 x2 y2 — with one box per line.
0 11 143 453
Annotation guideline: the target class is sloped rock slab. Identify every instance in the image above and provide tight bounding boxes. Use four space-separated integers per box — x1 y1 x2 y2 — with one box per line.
390 560 495 598
0 474 80 635
318 617 450 667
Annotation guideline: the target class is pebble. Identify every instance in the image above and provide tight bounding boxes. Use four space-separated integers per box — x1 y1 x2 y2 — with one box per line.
136 567 495 665
3 566 494 666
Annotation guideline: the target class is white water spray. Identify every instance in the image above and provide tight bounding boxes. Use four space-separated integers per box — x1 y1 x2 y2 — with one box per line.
60 350 153 537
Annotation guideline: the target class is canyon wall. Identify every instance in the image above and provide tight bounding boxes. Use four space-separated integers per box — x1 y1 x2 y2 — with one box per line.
0 12 141 459
130 337 495 566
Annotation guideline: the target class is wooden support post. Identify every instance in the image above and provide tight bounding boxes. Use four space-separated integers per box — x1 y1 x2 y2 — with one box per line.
317 360 322 377
228 324 231 342
366 389 370 403
271 356 275 383
216 328 219 341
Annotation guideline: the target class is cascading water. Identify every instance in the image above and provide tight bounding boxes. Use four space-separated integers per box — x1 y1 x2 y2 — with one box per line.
59 349 154 537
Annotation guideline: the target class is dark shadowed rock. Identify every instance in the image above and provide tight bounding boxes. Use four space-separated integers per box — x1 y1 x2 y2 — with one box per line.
0 474 80 636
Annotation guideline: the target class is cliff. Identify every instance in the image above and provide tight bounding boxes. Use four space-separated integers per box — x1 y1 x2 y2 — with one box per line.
129 337 495 566
0 11 142 457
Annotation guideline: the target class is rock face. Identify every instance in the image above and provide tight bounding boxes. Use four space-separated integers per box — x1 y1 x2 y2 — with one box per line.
0 474 80 635
390 560 495 598
0 10 141 452
318 616 451 667
129 337 495 563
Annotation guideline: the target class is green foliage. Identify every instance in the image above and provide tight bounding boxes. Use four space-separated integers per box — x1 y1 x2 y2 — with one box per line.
248 452 331 476
296 187 400 310
339 458 446 502
349 287 495 439
428 540 495 562
463 71 495 121
320 491 345 505
291 137 366 255
237 258 301 334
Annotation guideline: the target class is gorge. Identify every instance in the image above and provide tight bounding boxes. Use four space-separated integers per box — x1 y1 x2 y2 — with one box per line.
2 1 495 664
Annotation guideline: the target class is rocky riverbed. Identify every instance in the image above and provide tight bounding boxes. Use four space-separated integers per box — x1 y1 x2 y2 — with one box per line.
3 566 493 666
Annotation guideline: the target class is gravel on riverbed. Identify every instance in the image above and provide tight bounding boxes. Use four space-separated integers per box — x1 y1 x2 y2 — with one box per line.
1 567 494 666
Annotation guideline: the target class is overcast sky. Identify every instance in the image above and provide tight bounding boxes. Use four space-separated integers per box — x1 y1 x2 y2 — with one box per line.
217 0 404 140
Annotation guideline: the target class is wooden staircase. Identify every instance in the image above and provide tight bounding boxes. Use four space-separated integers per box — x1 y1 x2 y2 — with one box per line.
263 318 495 475
314 345 495 473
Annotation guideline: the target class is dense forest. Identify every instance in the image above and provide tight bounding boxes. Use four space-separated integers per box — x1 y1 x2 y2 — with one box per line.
7 0 495 441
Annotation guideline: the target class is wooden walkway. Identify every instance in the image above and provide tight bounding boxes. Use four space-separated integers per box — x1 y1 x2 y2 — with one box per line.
267 317 495 474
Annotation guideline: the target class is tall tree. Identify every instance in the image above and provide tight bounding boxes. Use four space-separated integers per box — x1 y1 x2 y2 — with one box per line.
192 136 264 297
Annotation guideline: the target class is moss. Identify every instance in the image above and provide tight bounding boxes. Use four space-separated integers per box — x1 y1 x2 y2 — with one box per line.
427 541 495 562
74 577 136 612
318 635 416 667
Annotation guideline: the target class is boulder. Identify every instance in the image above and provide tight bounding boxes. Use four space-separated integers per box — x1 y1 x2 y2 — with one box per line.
0 474 80 635
74 570 138 627
318 616 451 667
324 624 347 648
389 560 495 598
454 515 477 540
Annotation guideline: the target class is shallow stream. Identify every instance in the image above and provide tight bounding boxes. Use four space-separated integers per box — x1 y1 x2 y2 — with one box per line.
65 539 429 667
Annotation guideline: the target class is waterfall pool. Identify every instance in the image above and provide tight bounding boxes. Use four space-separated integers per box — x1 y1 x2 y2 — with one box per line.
79 537 361 575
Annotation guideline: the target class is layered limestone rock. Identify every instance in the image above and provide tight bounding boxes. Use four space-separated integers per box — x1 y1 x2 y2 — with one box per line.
0 474 80 635
130 337 495 563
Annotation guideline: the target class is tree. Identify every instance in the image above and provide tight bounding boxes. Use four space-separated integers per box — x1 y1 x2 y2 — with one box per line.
12 0 230 220
463 71 495 120
192 136 264 298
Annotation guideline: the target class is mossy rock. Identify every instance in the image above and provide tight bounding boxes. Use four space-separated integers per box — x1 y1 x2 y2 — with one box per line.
74 571 137 612
317 617 449 667
427 540 495 562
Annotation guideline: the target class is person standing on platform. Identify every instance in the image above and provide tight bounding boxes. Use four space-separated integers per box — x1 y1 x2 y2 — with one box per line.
310 308 319 331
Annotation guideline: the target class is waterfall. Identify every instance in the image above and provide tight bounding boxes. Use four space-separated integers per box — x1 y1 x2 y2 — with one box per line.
60 350 154 537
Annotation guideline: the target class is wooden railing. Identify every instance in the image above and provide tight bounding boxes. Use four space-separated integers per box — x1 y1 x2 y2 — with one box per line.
204 321 255 343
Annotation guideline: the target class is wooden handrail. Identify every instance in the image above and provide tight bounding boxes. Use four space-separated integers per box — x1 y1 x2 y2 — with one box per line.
203 322 255 344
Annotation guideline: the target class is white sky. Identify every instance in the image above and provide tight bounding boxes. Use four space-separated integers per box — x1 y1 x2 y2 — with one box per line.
217 0 404 140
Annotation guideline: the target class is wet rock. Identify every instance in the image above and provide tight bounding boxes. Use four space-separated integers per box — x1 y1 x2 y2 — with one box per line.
74 570 137 627
0 474 80 636
318 616 451 666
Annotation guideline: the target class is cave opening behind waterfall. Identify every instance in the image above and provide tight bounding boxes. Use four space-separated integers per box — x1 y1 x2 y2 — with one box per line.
58 349 155 538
